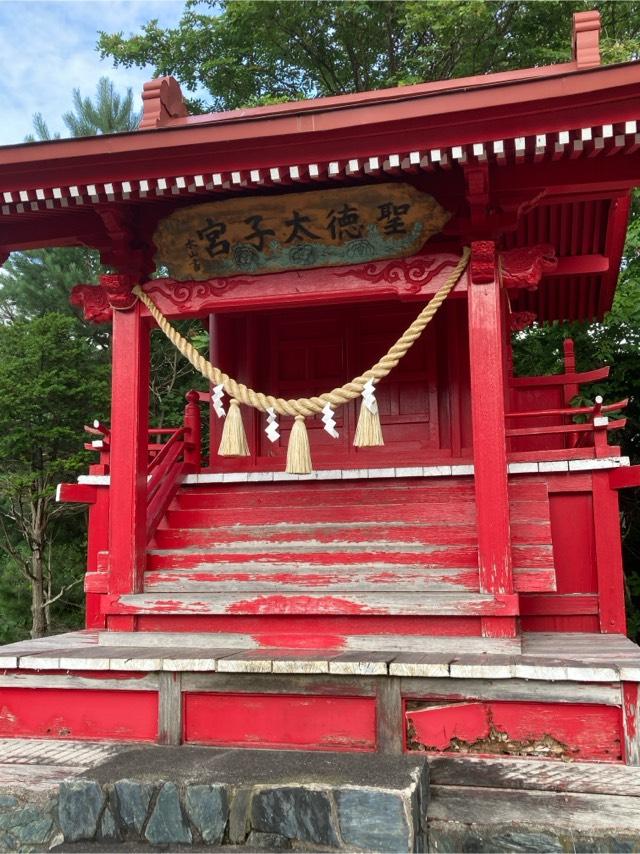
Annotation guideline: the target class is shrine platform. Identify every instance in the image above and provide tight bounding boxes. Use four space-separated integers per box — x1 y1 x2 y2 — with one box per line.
1 630 639 763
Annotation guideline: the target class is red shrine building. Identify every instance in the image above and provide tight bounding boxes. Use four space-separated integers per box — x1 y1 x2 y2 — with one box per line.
1 11 640 767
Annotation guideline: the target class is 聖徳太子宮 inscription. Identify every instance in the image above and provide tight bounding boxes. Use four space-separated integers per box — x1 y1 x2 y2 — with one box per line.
153 183 450 280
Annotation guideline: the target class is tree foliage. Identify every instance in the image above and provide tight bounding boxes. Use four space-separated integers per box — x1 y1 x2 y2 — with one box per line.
0 315 110 637
0 77 141 641
99 1 640 113
26 76 140 142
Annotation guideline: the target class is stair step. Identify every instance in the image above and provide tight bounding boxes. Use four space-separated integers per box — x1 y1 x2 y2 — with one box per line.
148 543 552 566
148 546 480 567
144 564 479 593
106 591 519 617
176 482 477 510
177 476 540 499
144 562 553 594
165 500 549 529
152 520 551 549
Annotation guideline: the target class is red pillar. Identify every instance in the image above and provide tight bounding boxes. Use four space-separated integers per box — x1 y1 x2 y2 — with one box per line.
107 300 150 616
468 241 516 638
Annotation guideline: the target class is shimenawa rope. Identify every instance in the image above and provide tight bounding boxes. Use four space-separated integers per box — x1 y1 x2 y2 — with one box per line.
133 247 470 471
133 247 469 415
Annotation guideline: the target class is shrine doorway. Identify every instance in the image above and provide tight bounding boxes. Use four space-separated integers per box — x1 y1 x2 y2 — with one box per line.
209 297 472 471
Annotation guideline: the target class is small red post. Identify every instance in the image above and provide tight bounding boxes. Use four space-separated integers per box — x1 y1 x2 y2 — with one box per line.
183 390 202 472
85 485 109 629
108 297 150 603
468 241 516 638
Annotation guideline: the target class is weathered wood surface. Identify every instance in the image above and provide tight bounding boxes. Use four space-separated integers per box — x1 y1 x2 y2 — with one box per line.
330 651 396 676
0 737 120 766
376 677 404 755
139 476 556 633
0 672 160 691
2 630 638 683
158 670 182 745
428 755 640 796
408 699 622 761
182 673 377 696
428 785 640 832
107 591 519 617
400 677 620 705
623 682 640 765
97 630 521 655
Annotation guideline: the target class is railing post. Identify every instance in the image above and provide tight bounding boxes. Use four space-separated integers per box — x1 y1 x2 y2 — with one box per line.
468 241 516 638
108 292 150 603
183 390 202 472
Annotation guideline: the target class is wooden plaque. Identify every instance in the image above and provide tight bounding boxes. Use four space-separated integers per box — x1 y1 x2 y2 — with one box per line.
153 183 450 280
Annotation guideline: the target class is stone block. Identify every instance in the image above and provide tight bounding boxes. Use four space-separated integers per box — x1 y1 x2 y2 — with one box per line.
58 780 105 842
337 787 413 852
145 782 192 846
113 779 155 837
98 806 120 842
247 829 292 849
184 783 228 845
251 786 339 847
571 834 640 853
228 786 253 843
0 805 54 847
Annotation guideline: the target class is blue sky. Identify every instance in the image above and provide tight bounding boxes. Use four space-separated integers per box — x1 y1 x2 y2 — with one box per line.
0 0 189 145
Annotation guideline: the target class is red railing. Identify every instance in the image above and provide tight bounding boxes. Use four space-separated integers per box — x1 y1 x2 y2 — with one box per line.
147 427 187 540
507 339 626 455
81 389 203 542
506 396 628 452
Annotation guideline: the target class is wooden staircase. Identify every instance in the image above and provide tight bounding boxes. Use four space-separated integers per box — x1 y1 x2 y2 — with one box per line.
102 476 555 622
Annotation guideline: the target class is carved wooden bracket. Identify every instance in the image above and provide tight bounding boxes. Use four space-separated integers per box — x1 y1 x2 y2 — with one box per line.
97 207 155 281
471 242 557 289
140 76 188 130
573 11 601 69
70 274 137 324
70 285 112 324
500 244 557 289
470 241 496 284
510 311 537 331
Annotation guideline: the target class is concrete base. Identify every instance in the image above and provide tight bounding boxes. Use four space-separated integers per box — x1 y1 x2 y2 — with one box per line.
0 741 427 852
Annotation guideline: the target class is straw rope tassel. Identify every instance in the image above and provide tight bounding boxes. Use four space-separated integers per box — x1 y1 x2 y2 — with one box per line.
218 398 250 457
354 380 384 447
286 416 312 474
354 404 384 447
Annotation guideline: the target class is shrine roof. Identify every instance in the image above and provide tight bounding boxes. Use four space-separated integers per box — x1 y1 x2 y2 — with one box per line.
0 10 639 323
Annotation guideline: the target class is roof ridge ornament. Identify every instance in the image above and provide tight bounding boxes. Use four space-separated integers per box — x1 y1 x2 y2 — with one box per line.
572 10 601 69
140 76 188 130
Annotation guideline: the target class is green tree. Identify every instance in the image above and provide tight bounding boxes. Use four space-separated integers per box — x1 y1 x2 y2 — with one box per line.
98 1 640 113
3 76 141 323
26 76 140 142
0 315 110 638
0 78 140 642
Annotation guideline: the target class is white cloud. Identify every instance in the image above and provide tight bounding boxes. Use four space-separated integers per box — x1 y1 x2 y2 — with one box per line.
0 0 188 145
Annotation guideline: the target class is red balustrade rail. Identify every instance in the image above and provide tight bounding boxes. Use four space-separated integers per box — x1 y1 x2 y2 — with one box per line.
505 396 627 452
147 427 187 540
